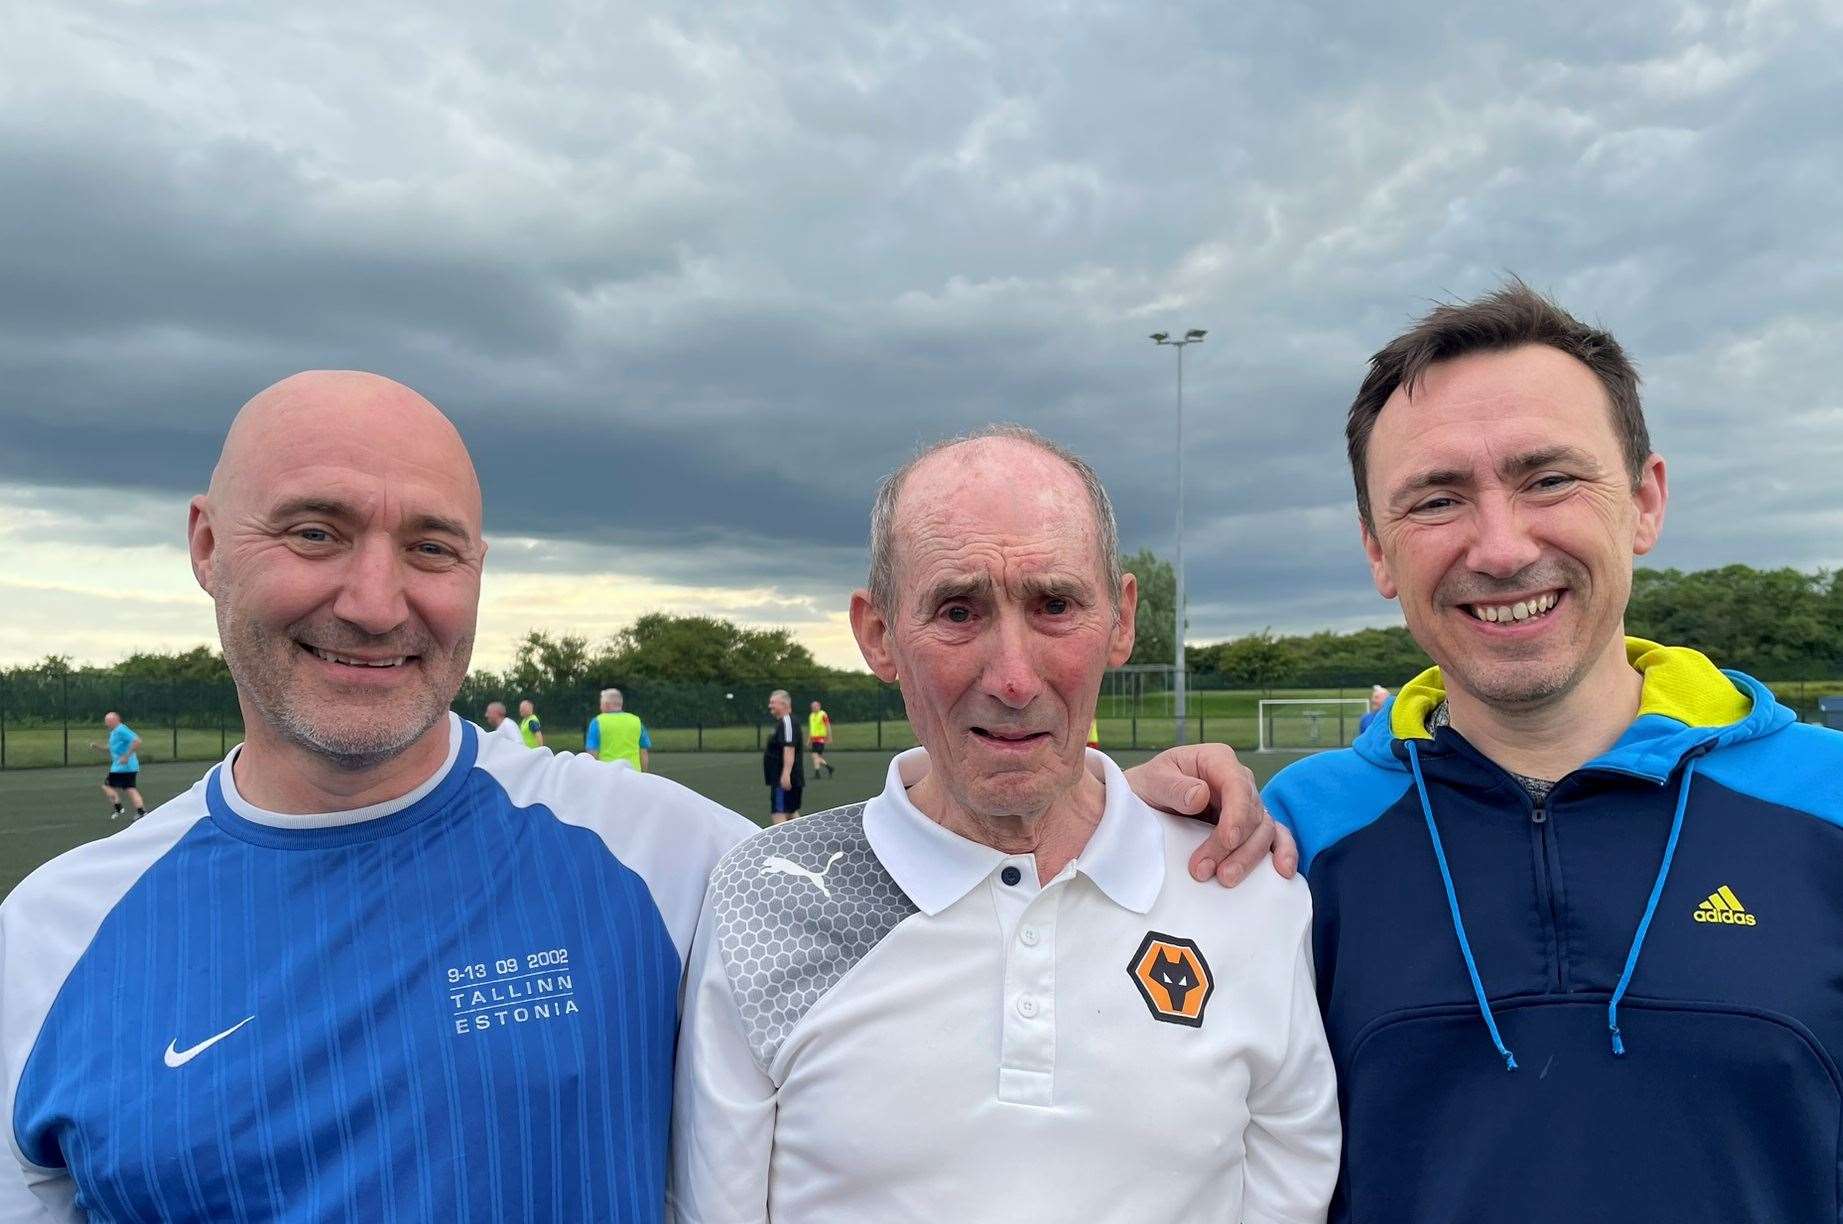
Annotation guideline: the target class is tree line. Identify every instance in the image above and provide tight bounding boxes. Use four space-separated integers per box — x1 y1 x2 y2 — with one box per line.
1180 564 1843 688
6 564 1840 693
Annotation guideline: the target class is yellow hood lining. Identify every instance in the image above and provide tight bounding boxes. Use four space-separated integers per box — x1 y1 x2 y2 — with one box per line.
1389 637 1752 742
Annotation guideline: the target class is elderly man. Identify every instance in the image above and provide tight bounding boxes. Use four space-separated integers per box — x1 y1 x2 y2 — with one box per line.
1355 685 1388 735
764 689 802 823
0 373 1278 1221
517 697 545 748
481 699 523 745
1265 282 1843 1221
671 427 1339 1222
587 686 650 770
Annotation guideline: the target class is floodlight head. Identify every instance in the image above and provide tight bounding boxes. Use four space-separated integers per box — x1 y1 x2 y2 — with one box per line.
1149 331 1170 342
1185 329 1207 340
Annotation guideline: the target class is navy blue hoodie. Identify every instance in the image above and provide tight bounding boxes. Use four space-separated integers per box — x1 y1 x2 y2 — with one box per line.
1266 639 1843 1222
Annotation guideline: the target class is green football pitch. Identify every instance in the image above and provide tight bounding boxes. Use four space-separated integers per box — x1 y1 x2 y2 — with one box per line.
0 749 1304 899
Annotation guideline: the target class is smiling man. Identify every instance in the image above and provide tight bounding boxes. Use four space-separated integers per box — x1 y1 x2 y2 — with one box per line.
0 372 755 1220
0 374 1281 1221
671 427 1338 1223
1264 283 1843 1221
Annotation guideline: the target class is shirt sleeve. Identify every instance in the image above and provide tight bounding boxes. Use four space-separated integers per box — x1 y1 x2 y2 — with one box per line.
1 891 82 1224
1239 920 1341 1224
0 1166 78 1222
585 720 599 752
669 892 776 1224
640 728 652 750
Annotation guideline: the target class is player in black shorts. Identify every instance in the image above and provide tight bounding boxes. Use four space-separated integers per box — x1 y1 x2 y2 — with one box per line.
764 689 803 823
89 711 145 819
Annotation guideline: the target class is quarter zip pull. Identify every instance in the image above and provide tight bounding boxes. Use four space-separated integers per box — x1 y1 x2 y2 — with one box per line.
1530 798 1548 824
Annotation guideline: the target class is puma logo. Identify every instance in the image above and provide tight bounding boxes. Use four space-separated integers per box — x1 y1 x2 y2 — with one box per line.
1153 950 1197 1012
760 851 845 898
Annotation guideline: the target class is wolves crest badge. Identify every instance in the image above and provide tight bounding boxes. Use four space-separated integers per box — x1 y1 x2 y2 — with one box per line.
1128 931 1214 1027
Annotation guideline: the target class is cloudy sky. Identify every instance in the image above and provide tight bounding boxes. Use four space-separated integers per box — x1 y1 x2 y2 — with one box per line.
4 0 1841 671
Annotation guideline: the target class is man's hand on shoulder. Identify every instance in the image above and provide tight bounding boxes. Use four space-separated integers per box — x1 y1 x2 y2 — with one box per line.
1123 743 1299 887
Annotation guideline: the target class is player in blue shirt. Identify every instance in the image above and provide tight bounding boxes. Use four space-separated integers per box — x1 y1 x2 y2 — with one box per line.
0 371 1279 1221
88 712 144 820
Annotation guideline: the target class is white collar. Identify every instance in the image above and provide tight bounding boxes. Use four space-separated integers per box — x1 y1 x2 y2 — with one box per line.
217 713 464 830
862 746 1164 916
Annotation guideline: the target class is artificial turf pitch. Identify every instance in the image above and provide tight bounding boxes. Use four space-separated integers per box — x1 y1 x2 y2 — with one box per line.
0 748 1300 900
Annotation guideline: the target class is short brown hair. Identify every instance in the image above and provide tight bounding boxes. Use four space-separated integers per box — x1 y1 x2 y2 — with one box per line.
1346 279 1649 528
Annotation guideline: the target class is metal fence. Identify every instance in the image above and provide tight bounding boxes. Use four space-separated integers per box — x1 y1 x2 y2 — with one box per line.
0 672 246 771
3 668 1840 771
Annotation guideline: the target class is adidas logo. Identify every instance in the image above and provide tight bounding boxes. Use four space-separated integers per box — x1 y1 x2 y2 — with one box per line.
1693 885 1757 927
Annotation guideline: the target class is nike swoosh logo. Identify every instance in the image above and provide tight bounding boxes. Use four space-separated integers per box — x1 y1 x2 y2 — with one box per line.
163 1016 255 1068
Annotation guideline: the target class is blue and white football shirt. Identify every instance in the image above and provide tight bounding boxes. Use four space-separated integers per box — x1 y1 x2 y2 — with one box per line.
0 714 752 1221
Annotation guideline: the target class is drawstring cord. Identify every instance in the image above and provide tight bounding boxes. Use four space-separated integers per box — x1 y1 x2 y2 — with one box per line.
1407 740 1518 1071
1607 756 1699 1057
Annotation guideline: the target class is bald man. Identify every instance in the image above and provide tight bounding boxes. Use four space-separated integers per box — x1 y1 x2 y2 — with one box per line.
0 372 1285 1221
0 372 754 1221
482 699 523 746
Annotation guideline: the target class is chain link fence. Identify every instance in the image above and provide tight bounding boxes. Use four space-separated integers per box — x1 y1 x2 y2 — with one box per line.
3 668 1839 771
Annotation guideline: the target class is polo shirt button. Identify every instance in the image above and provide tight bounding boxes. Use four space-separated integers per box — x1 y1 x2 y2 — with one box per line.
1016 995 1038 1019
1000 866 1022 886
1019 926 1039 946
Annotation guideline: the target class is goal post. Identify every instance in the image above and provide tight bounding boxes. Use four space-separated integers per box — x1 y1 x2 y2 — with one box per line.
1256 698 1371 753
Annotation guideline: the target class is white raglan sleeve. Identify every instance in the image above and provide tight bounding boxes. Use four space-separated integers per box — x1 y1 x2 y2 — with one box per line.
0 1168 76 1224
668 888 777 1224
1240 909 1341 1224
0 902 81 1224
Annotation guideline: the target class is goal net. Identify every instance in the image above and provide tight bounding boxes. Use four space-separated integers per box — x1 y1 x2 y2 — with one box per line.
1256 699 1370 753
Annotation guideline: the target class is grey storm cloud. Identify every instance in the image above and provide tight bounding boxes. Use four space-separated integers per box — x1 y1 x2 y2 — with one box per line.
3 0 1842 642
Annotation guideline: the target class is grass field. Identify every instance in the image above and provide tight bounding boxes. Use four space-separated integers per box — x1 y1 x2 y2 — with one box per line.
0 748 1306 899
0 689 1352 769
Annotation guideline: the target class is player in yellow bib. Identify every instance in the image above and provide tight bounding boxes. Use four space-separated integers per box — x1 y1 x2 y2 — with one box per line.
517 699 544 748
807 701 834 778
585 688 650 771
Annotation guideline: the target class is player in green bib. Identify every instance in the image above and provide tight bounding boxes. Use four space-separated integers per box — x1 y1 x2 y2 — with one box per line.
585 688 650 771
517 699 545 748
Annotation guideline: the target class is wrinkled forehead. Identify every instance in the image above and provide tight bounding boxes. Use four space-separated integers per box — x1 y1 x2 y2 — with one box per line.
893 444 1102 587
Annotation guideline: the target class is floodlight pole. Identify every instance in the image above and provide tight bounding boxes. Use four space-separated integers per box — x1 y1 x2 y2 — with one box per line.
1150 328 1206 745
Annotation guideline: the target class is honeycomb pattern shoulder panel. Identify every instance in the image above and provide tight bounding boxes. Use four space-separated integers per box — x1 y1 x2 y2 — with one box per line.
707 802 919 1073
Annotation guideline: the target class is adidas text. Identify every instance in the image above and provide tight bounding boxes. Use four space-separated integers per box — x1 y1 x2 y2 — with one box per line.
1693 909 1757 926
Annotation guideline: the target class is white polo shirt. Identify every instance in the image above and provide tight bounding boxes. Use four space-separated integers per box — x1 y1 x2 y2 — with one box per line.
670 748 1339 1224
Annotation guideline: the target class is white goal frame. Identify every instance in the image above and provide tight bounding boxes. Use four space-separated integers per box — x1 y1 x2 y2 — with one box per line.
1256 698 1370 753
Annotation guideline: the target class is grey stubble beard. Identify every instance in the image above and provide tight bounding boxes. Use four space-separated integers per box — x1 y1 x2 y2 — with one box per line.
216 598 470 772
